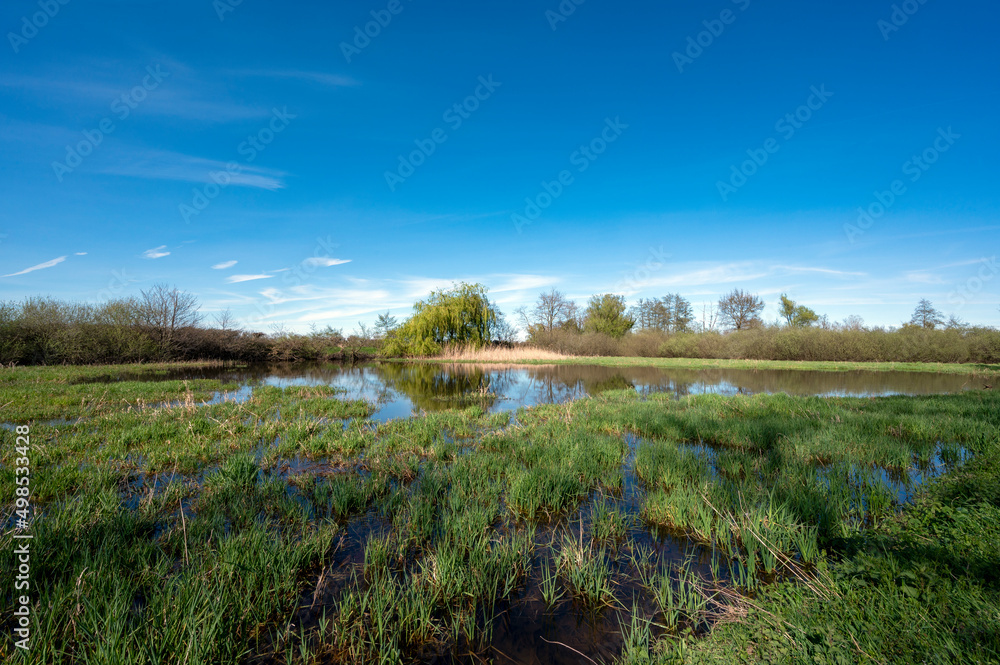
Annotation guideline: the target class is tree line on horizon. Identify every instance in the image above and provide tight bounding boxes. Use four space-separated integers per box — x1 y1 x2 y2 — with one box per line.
376 283 998 363
514 287 970 338
0 282 997 365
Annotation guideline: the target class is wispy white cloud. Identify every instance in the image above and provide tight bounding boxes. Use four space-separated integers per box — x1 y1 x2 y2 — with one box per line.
145 95 270 123
773 265 867 278
212 260 238 270
227 274 273 284
397 277 457 299
934 257 996 269
99 149 288 190
302 257 351 267
258 285 392 307
0 72 134 105
2 255 67 277
0 117 82 147
0 65 272 124
229 69 359 88
142 245 170 259
490 274 561 293
74 252 87 256
904 271 946 284
639 264 771 290
613 262 869 297
297 306 393 323
880 224 1000 243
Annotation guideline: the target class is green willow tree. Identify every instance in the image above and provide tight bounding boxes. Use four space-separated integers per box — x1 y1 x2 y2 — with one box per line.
583 294 635 338
779 294 820 328
382 283 500 356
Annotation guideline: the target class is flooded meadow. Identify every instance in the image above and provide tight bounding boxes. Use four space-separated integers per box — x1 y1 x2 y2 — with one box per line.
0 362 996 663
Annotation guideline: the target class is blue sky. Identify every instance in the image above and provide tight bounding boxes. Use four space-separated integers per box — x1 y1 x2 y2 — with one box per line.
1 0 997 333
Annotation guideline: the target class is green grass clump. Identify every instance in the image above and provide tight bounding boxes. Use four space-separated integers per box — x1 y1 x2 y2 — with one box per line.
643 485 717 541
590 497 629 544
555 530 615 608
208 452 260 489
508 466 587 518
309 473 386 519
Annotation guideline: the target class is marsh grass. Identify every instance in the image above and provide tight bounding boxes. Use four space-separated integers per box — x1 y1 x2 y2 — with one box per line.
539 557 565 610
555 526 616 609
590 497 630 544
1 365 997 662
616 608 656 665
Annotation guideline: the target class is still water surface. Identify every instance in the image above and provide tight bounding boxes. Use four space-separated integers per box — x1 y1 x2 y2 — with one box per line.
92 361 991 422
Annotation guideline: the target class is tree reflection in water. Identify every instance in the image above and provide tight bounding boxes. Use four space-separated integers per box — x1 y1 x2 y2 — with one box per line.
85 361 993 419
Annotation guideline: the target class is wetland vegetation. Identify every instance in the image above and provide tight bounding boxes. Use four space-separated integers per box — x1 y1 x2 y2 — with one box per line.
2 362 998 663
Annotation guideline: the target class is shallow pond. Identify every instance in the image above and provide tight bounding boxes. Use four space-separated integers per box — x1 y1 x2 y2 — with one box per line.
81 361 992 423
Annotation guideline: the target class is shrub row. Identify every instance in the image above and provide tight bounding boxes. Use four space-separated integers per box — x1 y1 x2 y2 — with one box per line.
528 326 1000 364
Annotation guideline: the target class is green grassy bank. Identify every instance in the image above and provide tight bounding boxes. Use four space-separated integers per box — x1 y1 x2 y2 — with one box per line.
424 354 1000 376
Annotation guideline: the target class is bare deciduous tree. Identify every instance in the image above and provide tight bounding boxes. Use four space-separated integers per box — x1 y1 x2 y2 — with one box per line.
213 307 236 331
517 289 577 334
631 294 693 333
139 284 202 355
699 302 720 333
945 314 967 330
909 299 943 329
718 289 764 331
840 314 865 331
492 313 518 344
